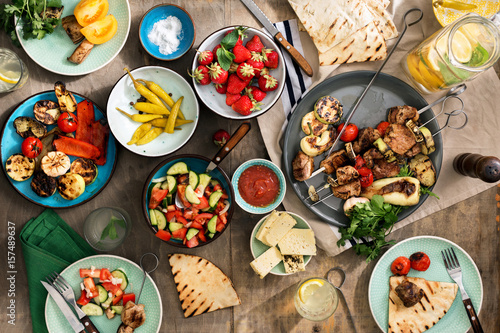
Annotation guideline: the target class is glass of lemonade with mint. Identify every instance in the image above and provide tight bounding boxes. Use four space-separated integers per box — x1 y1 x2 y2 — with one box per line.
84 207 132 251
402 13 500 94
294 277 338 321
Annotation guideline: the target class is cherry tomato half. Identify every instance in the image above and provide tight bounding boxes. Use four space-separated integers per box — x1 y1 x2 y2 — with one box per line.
410 252 431 271
74 0 109 27
337 123 359 142
377 121 390 136
58 112 78 133
21 137 43 158
391 256 411 276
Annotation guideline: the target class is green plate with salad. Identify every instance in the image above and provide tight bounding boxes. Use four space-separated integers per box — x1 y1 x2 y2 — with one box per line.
45 254 162 332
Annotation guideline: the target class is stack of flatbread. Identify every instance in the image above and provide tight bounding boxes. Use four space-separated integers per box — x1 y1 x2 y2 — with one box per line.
288 0 398 65
168 254 241 317
388 276 458 333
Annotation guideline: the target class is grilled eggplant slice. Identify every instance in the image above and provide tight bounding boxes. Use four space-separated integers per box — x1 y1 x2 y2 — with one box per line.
301 111 328 136
13 116 47 139
409 154 436 187
57 173 86 200
33 100 60 125
314 96 343 124
62 15 84 44
70 158 98 185
54 81 77 112
361 177 420 206
68 39 94 64
6 153 35 181
31 171 57 197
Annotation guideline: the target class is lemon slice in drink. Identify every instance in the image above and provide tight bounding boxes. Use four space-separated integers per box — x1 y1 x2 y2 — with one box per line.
437 30 472 63
0 70 20 85
299 279 324 303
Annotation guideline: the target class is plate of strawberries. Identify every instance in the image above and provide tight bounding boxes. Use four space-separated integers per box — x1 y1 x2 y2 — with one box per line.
190 26 286 119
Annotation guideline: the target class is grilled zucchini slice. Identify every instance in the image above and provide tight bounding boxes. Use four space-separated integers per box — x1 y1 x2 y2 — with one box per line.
6 153 35 181
30 171 57 197
70 158 98 185
33 100 60 125
409 153 436 187
373 138 396 163
301 111 328 136
314 96 343 124
57 173 86 200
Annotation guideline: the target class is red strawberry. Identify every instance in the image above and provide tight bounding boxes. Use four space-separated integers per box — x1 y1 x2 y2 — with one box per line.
247 52 265 78
228 62 239 73
227 73 250 94
260 67 270 77
246 86 267 102
226 92 242 106
214 83 227 94
231 95 260 116
225 28 247 46
245 35 264 53
213 44 222 62
189 66 210 85
232 45 251 63
263 49 279 69
236 62 255 81
208 62 228 84
197 50 213 66
258 74 279 92
213 129 230 147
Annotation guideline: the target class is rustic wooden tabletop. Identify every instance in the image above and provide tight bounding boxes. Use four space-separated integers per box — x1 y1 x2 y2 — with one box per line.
0 0 499 332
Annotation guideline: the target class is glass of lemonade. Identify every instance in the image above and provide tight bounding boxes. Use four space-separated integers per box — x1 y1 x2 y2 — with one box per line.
294 277 339 321
0 48 29 93
84 207 132 251
402 13 500 94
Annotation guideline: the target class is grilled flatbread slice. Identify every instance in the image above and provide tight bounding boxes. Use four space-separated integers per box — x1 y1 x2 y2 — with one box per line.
388 276 458 333
319 21 387 65
361 0 398 40
168 253 241 317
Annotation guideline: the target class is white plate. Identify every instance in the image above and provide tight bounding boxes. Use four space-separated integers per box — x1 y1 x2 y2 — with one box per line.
107 66 199 157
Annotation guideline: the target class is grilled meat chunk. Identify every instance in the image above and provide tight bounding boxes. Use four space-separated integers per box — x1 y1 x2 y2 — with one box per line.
353 127 381 154
336 165 359 185
388 105 419 125
395 279 424 307
383 124 416 155
292 151 315 181
121 301 146 329
363 148 384 168
404 143 422 158
117 324 134 333
372 159 400 180
332 179 361 200
319 149 349 175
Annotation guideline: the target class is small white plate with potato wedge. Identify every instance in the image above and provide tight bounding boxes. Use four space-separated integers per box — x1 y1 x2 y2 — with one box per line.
107 66 199 157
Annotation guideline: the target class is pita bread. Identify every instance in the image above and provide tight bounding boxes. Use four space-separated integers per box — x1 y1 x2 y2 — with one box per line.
388 276 458 333
362 0 398 40
168 253 241 317
319 21 387 66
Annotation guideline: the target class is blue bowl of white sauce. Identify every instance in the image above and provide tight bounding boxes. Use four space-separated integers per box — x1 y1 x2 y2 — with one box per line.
139 4 195 61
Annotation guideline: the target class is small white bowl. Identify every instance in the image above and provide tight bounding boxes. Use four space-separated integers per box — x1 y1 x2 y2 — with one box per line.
191 26 286 120
231 159 286 214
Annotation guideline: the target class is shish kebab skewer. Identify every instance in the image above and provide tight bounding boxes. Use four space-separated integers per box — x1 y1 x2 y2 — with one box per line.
306 8 424 181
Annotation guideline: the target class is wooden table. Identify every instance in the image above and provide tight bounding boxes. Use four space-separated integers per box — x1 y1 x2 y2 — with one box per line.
1 1 499 332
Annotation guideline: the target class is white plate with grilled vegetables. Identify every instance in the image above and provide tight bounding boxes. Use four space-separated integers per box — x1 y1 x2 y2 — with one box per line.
282 71 443 228
1 88 117 208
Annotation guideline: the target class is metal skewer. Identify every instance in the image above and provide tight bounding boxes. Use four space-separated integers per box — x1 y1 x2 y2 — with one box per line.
307 8 424 180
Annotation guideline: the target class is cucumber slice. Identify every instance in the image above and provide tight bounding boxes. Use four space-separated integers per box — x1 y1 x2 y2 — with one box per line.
148 182 161 198
167 162 189 175
169 222 184 232
207 216 217 234
186 228 199 241
81 303 103 316
196 174 212 195
111 270 129 290
101 295 113 309
210 179 220 187
162 194 173 208
93 285 108 305
149 209 158 226
209 190 223 208
111 305 123 315
188 171 199 189
208 232 215 239
161 175 178 193
185 185 201 205
151 209 167 230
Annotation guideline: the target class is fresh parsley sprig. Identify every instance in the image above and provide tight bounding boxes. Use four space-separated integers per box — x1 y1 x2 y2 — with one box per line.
337 195 402 262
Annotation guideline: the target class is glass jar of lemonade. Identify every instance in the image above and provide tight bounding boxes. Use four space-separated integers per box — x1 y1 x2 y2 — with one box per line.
402 13 500 94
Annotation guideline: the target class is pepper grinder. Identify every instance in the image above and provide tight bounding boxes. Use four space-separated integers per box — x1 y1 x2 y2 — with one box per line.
453 153 500 183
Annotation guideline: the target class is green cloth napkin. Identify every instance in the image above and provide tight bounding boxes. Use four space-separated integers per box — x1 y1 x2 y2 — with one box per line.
20 209 96 333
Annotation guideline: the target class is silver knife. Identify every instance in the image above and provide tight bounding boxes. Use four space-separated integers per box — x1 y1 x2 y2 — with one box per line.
240 0 313 77
206 122 251 173
41 281 85 333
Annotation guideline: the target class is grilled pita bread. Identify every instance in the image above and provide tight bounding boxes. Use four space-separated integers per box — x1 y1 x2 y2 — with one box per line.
168 253 241 317
362 0 398 40
319 21 387 66
388 276 458 333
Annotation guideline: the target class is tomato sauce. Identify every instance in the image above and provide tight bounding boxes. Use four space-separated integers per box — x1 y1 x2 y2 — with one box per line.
238 165 280 207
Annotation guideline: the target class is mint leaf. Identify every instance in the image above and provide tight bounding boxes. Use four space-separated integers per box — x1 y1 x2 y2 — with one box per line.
100 223 112 240
217 47 234 71
220 30 239 49
111 216 126 229
108 222 118 240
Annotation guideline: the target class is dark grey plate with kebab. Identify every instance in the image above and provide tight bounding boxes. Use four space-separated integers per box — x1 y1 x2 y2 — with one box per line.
282 71 443 228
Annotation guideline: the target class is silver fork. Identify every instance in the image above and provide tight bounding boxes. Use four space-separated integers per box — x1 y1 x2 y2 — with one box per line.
47 271 100 333
441 248 484 333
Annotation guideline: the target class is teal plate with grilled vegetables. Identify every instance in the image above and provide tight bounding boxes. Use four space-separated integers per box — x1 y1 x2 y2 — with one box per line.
368 236 483 333
45 255 162 333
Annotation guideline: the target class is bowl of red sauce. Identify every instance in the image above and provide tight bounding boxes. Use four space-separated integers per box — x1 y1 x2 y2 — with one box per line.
232 159 286 214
